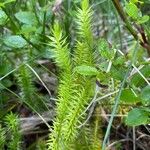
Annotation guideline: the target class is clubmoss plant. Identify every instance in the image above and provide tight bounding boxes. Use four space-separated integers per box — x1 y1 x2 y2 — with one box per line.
0 126 5 149
47 0 99 149
17 64 47 112
5 113 21 150
18 64 35 105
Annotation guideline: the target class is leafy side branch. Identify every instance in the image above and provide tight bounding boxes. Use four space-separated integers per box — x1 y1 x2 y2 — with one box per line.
112 0 150 56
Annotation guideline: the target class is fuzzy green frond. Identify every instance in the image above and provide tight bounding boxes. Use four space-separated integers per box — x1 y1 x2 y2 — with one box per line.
71 107 102 150
49 23 72 71
5 113 21 150
18 65 46 111
48 0 97 149
63 86 90 141
74 41 94 66
75 0 95 66
18 64 35 103
48 71 74 150
72 123 101 150
62 75 95 143
76 0 93 46
48 23 74 150
37 139 47 150
0 126 5 149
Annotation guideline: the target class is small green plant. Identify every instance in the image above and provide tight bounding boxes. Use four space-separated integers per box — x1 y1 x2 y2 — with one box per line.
111 0 150 128
0 126 5 149
125 0 149 24
47 0 102 149
17 64 47 112
112 0 150 55
0 112 21 150
48 0 150 149
0 0 150 149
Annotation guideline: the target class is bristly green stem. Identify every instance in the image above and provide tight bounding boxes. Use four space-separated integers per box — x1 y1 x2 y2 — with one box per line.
102 40 139 150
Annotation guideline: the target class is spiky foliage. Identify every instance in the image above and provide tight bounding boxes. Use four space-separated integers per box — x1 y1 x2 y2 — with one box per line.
18 64 46 111
37 139 47 150
0 125 5 149
75 0 94 67
5 112 21 150
48 0 97 149
61 1 95 143
76 0 94 46
48 23 73 150
72 124 101 150
62 82 94 144
49 23 72 71
74 41 94 66
72 126 93 150
90 106 103 150
18 65 35 104
70 106 102 150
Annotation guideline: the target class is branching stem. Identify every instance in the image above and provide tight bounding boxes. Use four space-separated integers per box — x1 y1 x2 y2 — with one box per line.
112 0 150 56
